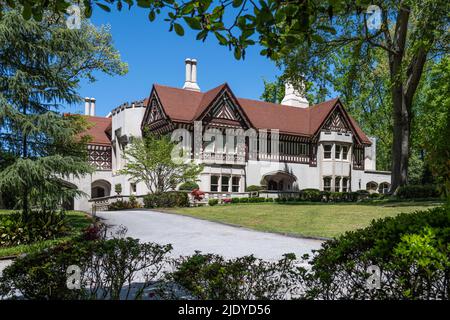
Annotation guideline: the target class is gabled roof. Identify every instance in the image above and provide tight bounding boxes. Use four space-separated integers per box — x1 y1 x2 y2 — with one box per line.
148 83 371 145
81 116 112 146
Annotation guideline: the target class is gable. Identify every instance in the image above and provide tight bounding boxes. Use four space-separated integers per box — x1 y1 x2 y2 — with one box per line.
147 96 165 123
322 108 351 133
197 87 252 129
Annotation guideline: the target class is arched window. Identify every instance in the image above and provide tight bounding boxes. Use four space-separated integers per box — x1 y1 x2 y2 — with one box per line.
378 182 390 194
366 181 378 192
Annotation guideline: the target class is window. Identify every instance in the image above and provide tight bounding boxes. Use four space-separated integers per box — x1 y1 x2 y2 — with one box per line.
378 182 390 194
323 177 332 191
366 182 378 191
342 178 349 192
324 145 332 159
342 146 349 160
232 176 240 192
335 145 341 159
210 175 219 192
130 183 137 193
335 177 341 192
221 176 230 192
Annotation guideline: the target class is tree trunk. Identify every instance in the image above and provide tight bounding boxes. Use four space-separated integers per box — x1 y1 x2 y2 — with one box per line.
390 89 410 193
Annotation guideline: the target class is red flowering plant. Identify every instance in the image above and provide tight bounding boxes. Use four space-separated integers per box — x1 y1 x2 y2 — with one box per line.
223 198 232 204
191 188 205 202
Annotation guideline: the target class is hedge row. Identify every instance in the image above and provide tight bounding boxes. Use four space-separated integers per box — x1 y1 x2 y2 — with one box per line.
143 192 189 208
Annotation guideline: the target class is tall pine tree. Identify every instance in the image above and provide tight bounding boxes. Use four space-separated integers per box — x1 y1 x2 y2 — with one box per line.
0 9 127 217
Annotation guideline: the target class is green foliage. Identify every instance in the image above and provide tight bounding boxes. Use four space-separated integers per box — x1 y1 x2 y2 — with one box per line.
301 189 322 202
0 9 127 216
143 191 189 208
260 79 285 104
306 205 450 299
0 210 69 247
396 185 440 200
246 185 263 192
0 237 173 300
108 197 142 211
165 252 300 299
119 134 203 193
248 197 265 203
208 199 219 206
231 198 240 204
178 181 199 191
239 198 249 203
114 184 122 195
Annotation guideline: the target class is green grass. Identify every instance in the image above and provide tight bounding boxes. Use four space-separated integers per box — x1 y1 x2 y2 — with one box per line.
166 201 442 239
0 210 93 258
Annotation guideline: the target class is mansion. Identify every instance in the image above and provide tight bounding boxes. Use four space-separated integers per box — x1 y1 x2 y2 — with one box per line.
69 59 391 212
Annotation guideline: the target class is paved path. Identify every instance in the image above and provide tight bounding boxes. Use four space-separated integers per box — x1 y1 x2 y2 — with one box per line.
97 210 323 261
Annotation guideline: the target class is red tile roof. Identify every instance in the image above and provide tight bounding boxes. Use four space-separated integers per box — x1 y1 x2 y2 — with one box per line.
81 116 112 146
151 84 371 145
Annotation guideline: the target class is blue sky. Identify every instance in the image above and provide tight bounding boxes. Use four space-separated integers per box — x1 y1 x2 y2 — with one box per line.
64 8 280 117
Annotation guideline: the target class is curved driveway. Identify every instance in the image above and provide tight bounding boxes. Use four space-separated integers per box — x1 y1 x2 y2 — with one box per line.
97 210 323 261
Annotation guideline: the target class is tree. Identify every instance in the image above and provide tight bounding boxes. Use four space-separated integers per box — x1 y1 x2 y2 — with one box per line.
0 9 127 217
413 57 450 196
119 134 204 194
7 0 448 193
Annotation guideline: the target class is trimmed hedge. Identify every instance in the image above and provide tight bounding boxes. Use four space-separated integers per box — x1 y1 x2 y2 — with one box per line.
246 185 263 192
143 192 189 208
208 199 219 206
396 185 439 199
178 181 200 191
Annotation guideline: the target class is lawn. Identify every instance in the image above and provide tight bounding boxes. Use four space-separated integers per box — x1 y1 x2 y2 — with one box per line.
0 210 93 258
166 201 442 239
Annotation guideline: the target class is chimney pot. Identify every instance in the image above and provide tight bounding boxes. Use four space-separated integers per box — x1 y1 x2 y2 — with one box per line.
84 97 90 115
182 58 200 92
90 97 96 116
281 82 309 108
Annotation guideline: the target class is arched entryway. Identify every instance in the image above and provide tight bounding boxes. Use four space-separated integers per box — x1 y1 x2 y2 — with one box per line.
261 171 297 191
91 180 111 199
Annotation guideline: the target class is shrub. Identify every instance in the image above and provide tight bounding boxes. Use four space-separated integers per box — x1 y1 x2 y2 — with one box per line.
246 185 263 192
301 189 322 202
231 198 240 204
143 192 189 208
239 198 249 203
0 237 173 300
208 199 219 206
178 181 200 191
164 252 300 300
329 192 343 202
396 185 440 199
304 205 450 299
265 198 274 202
0 210 69 247
252 197 265 203
108 196 142 211
114 184 122 195
190 189 205 202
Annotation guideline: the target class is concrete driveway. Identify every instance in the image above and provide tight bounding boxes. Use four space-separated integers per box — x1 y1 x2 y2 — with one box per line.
96 210 323 261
